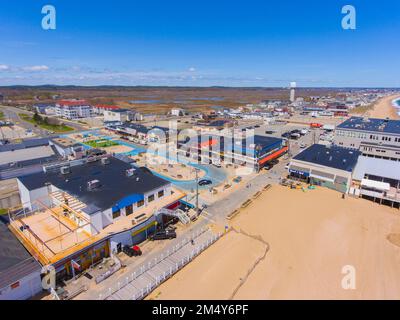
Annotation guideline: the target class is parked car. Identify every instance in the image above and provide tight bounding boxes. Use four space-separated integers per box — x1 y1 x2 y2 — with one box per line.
123 245 142 257
198 179 212 186
150 229 177 241
263 164 273 170
233 176 242 183
300 143 307 149
285 163 290 170
270 159 279 165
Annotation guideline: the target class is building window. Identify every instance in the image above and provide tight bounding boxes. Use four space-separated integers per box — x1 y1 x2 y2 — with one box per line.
158 190 164 198
137 199 144 207
148 194 155 202
126 205 133 216
112 210 121 219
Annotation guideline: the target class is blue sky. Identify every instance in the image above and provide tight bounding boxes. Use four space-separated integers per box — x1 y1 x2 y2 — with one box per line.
0 0 399 87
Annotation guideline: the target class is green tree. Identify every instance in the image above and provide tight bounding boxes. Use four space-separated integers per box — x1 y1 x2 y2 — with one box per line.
33 111 42 123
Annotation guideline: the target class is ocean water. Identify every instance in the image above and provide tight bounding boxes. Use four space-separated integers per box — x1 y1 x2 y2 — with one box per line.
393 98 400 116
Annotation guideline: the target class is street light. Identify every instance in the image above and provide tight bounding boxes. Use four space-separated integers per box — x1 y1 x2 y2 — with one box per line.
195 168 200 215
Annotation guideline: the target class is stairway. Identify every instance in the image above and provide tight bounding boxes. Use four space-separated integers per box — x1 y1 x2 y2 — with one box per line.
156 208 191 225
51 190 87 212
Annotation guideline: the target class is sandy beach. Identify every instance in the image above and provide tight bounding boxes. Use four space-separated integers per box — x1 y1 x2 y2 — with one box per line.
148 186 400 300
367 94 400 119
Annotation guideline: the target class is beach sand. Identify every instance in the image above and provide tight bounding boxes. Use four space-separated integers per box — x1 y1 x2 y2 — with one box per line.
102 145 133 154
367 94 400 119
148 186 400 300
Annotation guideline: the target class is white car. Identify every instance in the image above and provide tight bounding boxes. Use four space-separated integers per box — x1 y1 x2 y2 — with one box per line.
300 143 307 149
285 163 290 170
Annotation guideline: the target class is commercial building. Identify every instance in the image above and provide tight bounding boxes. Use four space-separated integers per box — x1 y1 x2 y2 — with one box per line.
11 157 185 282
103 109 130 123
334 117 400 161
0 138 62 180
92 104 121 115
170 108 187 116
34 103 56 115
0 221 42 300
178 133 287 171
106 123 172 144
55 100 93 120
289 144 360 193
50 137 86 159
350 156 400 208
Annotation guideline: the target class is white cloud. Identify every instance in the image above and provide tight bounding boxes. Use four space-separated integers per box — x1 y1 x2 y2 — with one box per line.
23 65 49 72
0 64 9 71
188 67 196 72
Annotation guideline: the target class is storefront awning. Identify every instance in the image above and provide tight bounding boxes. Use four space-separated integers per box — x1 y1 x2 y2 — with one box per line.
258 146 288 165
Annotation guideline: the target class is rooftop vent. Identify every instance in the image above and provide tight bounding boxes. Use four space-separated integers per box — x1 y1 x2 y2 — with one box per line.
87 179 101 191
101 157 110 165
60 166 70 175
126 168 136 177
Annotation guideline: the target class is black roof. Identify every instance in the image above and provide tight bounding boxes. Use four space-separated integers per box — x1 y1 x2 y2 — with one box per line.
0 138 50 153
18 157 170 213
337 116 400 134
0 221 41 289
111 122 173 135
293 144 360 172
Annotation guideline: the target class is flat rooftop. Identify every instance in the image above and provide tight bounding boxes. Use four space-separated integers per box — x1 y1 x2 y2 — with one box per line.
10 206 97 264
9 187 185 265
51 137 80 148
18 157 170 213
353 156 400 181
181 134 283 156
293 144 360 172
0 145 56 166
336 117 400 134
0 137 50 153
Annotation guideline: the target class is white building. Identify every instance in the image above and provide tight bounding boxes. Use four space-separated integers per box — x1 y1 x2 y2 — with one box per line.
17 157 174 235
55 100 93 120
350 156 400 208
104 109 130 123
334 117 400 161
170 108 186 116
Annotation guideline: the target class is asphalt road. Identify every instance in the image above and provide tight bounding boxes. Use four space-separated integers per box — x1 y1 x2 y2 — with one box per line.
0 105 86 138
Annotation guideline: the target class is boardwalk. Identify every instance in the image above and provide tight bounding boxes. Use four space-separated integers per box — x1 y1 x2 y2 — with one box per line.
97 226 223 300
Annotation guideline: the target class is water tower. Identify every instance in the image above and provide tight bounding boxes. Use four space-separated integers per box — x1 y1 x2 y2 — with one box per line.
290 82 296 102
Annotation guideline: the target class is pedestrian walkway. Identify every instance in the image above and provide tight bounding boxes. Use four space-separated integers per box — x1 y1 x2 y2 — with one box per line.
97 226 223 300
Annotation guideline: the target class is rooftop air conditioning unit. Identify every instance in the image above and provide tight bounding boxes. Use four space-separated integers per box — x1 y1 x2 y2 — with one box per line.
126 168 136 177
60 166 70 175
87 179 100 190
101 157 110 165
